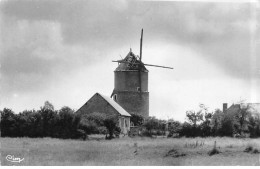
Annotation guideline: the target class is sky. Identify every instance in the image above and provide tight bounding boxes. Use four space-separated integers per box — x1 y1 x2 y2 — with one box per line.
0 0 259 121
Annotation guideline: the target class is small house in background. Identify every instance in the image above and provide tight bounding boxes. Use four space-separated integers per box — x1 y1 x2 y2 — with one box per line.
223 103 260 117
76 93 131 134
223 103 260 137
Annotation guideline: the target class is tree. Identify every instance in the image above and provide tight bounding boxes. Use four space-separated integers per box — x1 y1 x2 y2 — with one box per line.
29 110 44 137
0 108 17 137
185 110 202 137
143 116 159 135
58 106 75 138
71 114 82 139
103 115 118 139
248 113 260 138
39 101 58 137
86 112 106 126
220 113 237 136
234 104 250 136
184 104 210 137
186 110 203 127
79 118 99 138
42 101 54 111
210 109 224 136
167 119 182 137
179 122 193 137
130 113 144 126
79 112 118 139
200 112 213 137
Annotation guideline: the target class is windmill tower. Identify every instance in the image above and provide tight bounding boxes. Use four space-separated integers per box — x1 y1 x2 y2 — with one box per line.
111 29 173 118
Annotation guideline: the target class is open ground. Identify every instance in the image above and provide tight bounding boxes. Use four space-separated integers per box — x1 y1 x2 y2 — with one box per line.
1 136 260 166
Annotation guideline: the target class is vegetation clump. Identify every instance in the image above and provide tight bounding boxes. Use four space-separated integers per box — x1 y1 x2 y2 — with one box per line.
244 145 253 152
208 147 220 156
184 141 204 148
244 145 260 154
208 141 220 156
165 148 186 158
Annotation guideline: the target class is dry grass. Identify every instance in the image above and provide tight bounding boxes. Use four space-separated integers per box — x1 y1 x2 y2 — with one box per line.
1 136 260 166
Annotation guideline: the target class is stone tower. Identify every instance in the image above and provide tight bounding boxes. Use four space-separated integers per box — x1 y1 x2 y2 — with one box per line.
111 50 149 118
111 29 173 118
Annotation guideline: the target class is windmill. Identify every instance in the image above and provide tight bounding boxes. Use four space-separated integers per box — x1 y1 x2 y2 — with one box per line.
111 29 173 118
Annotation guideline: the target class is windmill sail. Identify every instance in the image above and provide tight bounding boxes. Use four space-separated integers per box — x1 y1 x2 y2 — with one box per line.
140 29 143 61
112 60 173 69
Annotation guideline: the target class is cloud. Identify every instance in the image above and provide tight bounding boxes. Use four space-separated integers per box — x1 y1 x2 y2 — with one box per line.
0 17 108 96
0 0 259 114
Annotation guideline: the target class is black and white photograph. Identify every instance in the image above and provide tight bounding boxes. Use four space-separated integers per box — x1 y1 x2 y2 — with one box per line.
0 0 260 166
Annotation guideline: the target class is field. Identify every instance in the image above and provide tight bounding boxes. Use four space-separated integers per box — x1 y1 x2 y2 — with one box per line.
1 136 260 166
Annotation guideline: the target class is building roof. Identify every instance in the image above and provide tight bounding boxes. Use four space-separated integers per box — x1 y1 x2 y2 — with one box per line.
226 103 260 116
115 51 148 72
98 93 131 117
226 104 241 115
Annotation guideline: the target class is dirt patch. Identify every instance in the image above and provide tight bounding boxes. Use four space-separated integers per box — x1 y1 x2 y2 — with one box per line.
164 149 186 158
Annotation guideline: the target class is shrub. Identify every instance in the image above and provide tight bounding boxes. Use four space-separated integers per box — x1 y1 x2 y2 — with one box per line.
219 113 236 137
244 145 259 154
167 120 182 138
208 141 220 156
130 113 144 126
104 116 118 139
252 149 260 154
244 145 253 152
208 147 220 156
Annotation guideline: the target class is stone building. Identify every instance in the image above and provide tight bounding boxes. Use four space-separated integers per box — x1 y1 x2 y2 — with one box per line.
76 93 131 134
111 50 149 118
222 103 260 137
110 30 172 118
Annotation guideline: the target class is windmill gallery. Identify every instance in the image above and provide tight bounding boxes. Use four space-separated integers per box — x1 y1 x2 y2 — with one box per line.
75 30 173 135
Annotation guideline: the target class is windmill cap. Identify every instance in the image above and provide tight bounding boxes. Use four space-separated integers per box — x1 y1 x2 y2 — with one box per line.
115 51 148 72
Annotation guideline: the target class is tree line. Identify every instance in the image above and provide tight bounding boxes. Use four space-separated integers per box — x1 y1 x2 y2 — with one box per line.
1 101 82 139
0 101 120 140
165 104 260 138
1 102 260 139
133 104 260 138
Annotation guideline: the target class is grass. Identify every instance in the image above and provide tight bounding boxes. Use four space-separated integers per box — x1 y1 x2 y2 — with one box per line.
1 136 260 166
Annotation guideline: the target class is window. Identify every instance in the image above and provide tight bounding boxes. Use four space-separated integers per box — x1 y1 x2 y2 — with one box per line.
137 87 140 92
125 119 127 127
121 118 124 127
113 94 117 101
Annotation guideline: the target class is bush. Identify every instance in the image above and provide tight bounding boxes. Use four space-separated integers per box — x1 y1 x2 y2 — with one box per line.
142 117 167 136
208 147 220 156
130 113 144 126
244 145 253 152
219 113 236 137
167 120 182 138
104 116 118 139
179 122 195 137
208 141 220 156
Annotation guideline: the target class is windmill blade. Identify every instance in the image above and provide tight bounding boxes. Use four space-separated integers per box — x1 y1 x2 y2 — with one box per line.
142 63 173 69
112 60 132 63
112 60 173 69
